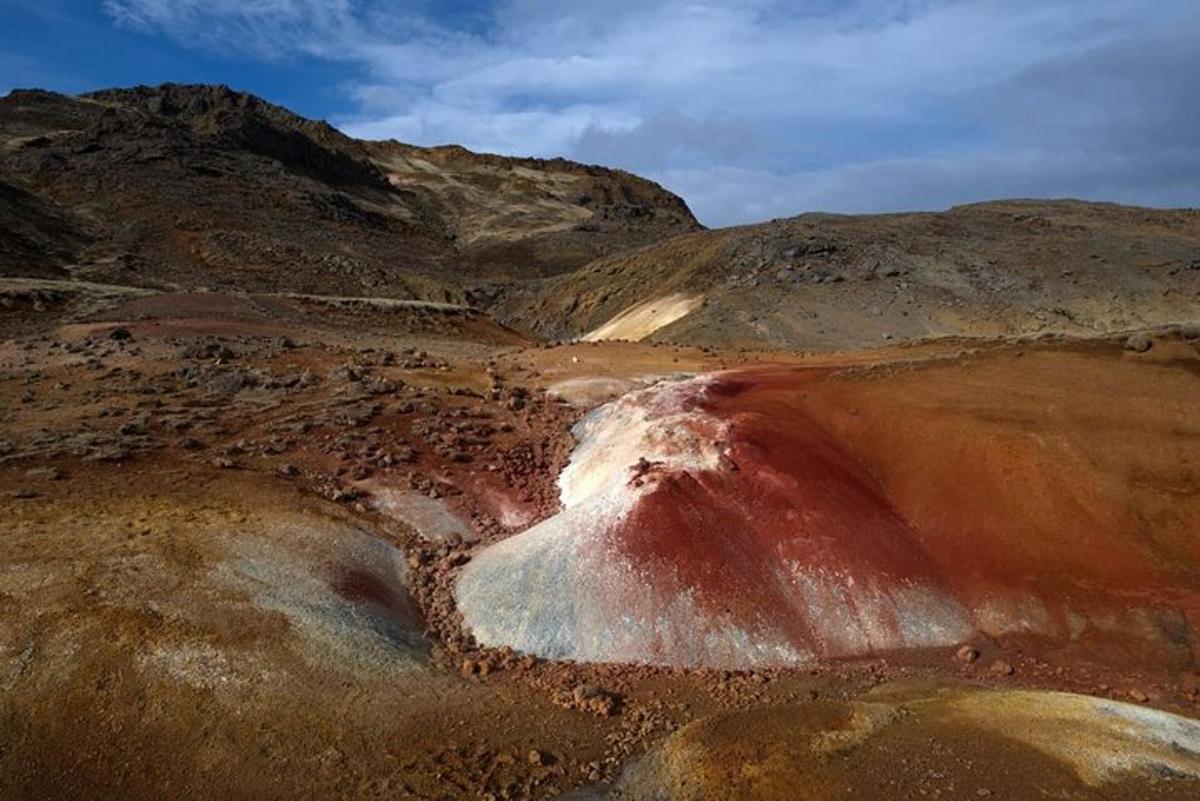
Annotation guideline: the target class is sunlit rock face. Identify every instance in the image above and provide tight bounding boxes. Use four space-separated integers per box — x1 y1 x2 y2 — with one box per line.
456 368 1200 669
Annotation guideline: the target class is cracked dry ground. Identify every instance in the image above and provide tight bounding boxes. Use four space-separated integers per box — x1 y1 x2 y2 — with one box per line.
3 292 1200 800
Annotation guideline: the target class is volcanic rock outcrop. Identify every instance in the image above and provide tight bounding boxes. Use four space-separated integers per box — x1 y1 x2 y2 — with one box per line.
0 84 699 302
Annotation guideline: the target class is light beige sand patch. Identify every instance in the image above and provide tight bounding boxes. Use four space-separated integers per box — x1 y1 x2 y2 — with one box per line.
933 689 1200 785
581 293 703 342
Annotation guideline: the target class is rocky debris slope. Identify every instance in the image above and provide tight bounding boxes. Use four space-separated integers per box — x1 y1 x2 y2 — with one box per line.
365 141 700 281
0 84 699 300
0 178 92 278
497 200 1200 349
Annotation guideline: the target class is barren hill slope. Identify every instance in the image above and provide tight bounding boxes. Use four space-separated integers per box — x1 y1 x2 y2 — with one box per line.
0 84 699 302
5 84 1199 353
496 200 1200 349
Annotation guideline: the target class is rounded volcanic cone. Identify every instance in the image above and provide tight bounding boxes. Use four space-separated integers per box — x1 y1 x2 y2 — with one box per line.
456 373 972 668
456 366 1200 669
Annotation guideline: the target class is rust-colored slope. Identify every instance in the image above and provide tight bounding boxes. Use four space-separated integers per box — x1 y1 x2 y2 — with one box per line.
789 340 1200 661
458 339 1200 669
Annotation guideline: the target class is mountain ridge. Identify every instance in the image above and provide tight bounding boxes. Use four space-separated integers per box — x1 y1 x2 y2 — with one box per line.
3 83 1199 350
0 82 701 302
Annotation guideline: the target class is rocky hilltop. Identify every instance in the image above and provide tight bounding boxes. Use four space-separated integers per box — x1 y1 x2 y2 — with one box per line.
0 84 700 303
500 200 1200 349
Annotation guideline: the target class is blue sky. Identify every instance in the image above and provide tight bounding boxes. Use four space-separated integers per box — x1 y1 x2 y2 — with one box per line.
2 1 1198 226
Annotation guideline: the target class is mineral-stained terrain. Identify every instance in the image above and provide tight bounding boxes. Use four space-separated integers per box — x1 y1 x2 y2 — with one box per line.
3 84 1200 801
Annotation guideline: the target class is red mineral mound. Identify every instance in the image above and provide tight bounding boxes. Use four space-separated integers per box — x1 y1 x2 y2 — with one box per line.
457 343 1200 670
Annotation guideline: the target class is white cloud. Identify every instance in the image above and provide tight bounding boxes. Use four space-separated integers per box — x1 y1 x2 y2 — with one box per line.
341 99 642 158
102 0 1200 225
656 144 1200 227
103 0 362 58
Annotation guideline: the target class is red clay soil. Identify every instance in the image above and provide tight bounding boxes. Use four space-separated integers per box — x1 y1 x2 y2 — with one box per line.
493 337 1200 670
752 344 1195 663
620 384 958 653
788 341 1200 667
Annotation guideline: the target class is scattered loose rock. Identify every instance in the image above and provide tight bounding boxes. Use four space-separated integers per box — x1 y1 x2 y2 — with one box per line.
1125 333 1153 353
989 660 1015 677
956 645 980 664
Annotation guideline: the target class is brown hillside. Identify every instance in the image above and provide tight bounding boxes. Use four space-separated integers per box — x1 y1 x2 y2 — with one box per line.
496 200 1200 349
0 84 700 302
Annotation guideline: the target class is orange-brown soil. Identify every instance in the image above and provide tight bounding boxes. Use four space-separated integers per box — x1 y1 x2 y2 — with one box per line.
2 292 1199 799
